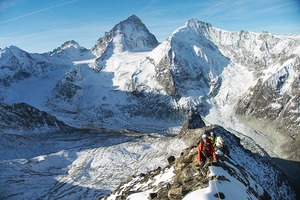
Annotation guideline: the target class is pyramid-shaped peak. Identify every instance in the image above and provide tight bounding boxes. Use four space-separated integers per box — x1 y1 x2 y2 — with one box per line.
119 15 146 28
92 15 159 57
125 15 142 23
114 14 148 33
4 45 28 53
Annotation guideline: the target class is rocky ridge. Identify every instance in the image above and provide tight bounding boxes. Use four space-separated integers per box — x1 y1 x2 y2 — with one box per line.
0 102 67 133
101 115 295 200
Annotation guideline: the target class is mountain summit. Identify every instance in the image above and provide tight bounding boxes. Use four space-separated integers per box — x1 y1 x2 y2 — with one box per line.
49 40 94 60
92 15 159 57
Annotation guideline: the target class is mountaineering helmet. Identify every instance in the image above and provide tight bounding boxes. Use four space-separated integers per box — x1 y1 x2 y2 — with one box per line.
202 134 208 139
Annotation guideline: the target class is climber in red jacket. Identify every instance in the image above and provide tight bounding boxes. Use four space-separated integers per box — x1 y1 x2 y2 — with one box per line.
198 133 217 167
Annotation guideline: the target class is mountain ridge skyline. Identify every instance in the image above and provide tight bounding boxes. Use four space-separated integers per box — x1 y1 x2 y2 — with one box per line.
3 14 300 55
1 0 300 53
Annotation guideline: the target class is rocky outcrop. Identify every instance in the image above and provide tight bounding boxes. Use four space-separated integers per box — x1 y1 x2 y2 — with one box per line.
101 124 295 200
154 55 176 96
0 102 67 132
101 138 270 200
47 67 84 114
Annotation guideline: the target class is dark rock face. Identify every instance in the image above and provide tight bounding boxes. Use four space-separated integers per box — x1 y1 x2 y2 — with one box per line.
187 113 206 129
154 55 176 96
178 113 206 143
236 64 300 139
0 102 67 132
53 68 83 100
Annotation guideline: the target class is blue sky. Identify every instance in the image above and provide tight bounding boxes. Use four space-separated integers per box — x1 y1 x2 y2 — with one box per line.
0 0 299 53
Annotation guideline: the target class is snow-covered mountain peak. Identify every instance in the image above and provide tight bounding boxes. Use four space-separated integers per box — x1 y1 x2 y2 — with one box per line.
185 19 212 30
120 14 144 26
170 19 215 46
172 19 213 40
60 40 80 50
151 18 228 99
1 45 28 58
0 45 46 87
49 40 94 60
92 15 159 57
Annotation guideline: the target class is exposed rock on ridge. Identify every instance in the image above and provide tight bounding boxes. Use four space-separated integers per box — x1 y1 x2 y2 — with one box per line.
0 102 67 132
101 115 295 199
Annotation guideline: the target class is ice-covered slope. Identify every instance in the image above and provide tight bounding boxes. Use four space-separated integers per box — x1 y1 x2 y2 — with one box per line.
145 20 231 110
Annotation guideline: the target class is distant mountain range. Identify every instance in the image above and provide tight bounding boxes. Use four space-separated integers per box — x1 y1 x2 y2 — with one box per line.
0 15 299 199
1 15 298 160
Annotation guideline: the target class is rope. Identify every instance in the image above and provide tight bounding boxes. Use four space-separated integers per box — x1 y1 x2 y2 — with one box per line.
211 161 221 200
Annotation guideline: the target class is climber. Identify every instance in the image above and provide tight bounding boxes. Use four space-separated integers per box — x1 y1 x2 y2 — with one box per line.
209 131 217 146
215 136 224 149
198 134 217 168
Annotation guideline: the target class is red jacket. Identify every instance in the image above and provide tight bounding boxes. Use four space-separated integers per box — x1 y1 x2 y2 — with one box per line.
197 139 217 161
